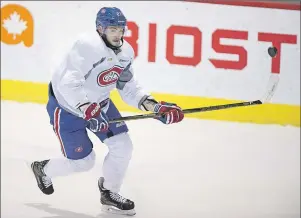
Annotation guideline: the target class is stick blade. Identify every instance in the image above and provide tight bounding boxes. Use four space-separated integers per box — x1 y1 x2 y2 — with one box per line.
260 73 280 103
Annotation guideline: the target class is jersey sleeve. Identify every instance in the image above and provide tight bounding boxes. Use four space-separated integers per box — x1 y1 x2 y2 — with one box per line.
116 43 152 110
56 38 92 110
117 62 151 110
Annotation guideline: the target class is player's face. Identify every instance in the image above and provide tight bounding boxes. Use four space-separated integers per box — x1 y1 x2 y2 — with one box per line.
105 26 124 47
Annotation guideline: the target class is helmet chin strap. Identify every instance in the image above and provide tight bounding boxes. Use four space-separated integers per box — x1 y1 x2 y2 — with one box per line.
101 33 124 51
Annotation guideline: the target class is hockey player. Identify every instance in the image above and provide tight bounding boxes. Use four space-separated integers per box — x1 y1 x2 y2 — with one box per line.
31 7 184 216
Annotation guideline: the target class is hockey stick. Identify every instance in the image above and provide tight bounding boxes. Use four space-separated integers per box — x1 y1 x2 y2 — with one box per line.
108 74 280 123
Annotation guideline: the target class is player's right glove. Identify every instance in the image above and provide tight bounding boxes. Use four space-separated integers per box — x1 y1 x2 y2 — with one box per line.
80 103 109 132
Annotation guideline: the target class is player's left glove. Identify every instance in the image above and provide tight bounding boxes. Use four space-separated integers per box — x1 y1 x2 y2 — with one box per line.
153 101 184 124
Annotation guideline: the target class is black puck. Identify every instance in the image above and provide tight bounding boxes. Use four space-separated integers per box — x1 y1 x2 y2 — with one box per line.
268 47 278 58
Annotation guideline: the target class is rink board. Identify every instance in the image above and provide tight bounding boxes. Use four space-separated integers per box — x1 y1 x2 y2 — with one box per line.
1 1 300 127
1 79 299 127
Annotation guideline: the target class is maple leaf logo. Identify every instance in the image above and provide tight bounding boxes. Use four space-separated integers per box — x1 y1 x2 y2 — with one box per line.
2 11 28 40
1 4 34 47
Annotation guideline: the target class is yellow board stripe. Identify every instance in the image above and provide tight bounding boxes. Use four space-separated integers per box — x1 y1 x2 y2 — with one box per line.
1 79 300 127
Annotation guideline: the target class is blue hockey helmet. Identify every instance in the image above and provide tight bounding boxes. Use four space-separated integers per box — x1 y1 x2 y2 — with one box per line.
96 7 127 31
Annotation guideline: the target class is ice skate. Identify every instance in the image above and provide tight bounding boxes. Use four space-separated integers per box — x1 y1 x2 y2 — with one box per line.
98 177 136 216
31 160 54 195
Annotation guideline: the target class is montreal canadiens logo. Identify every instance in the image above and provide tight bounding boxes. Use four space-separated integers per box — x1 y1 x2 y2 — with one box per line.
75 146 83 153
97 66 123 86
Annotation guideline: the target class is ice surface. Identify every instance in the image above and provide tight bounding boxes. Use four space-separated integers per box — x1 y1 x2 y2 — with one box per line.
1 100 300 218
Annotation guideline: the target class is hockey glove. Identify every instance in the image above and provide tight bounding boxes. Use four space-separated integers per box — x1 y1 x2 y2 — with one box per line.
81 103 109 132
153 101 184 124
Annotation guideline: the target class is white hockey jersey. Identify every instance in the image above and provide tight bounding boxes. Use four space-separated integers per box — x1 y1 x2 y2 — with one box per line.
51 32 150 118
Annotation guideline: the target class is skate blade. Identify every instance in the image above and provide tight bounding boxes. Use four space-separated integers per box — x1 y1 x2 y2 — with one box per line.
101 205 136 216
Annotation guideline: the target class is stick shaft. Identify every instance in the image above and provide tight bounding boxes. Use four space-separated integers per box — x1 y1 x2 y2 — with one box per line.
109 100 262 123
